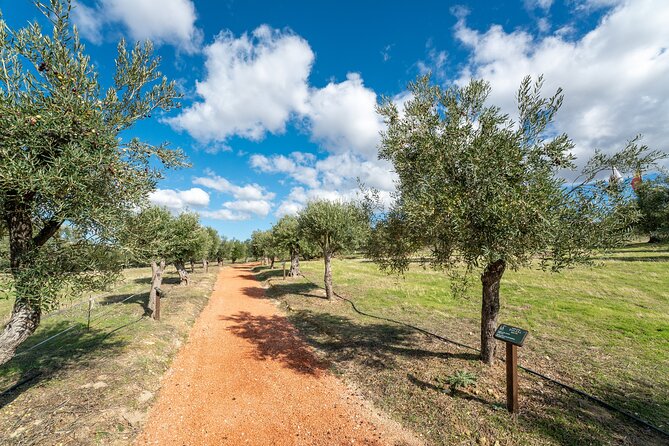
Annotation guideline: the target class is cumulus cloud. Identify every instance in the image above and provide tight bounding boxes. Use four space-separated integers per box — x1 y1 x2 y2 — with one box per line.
148 187 210 212
73 0 201 52
305 73 385 158
454 0 669 161
250 152 320 188
193 172 275 200
168 25 314 142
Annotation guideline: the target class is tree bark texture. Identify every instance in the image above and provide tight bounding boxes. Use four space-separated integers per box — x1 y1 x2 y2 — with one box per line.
289 249 300 277
175 261 190 286
324 250 333 300
0 196 42 366
203 258 208 273
148 260 165 318
480 259 506 364
190 260 195 273
270 256 275 269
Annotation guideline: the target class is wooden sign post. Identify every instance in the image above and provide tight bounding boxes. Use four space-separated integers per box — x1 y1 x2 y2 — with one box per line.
494 324 528 414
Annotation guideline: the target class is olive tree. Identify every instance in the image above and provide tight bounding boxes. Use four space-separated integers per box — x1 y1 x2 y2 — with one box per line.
0 1 185 364
167 212 207 284
121 206 174 317
203 227 221 272
272 215 302 276
298 200 369 299
229 239 246 264
372 75 662 364
216 237 230 265
635 176 669 242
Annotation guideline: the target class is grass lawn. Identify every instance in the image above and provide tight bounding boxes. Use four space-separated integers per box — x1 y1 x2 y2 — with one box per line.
257 242 669 446
0 264 219 445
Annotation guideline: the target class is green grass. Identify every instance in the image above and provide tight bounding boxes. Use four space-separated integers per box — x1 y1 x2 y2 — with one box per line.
258 242 669 445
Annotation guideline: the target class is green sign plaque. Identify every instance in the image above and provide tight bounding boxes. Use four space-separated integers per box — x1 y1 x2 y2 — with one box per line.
494 324 528 347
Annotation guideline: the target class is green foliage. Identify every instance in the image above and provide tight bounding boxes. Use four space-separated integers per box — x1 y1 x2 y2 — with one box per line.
229 239 246 263
250 229 281 260
167 212 206 265
372 74 663 277
0 0 186 309
438 370 478 393
298 200 369 256
205 227 221 261
635 176 669 241
272 215 301 256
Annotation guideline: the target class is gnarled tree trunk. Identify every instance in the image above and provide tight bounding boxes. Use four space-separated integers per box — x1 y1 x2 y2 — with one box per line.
175 261 190 286
203 258 208 273
270 256 275 269
0 196 43 365
148 260 165 318
323 250 333 299
480 259 506 364
289 249 300 277
190 259 195 273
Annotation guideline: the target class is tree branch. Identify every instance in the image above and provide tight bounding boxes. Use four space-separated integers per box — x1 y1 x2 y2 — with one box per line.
33 219 62 247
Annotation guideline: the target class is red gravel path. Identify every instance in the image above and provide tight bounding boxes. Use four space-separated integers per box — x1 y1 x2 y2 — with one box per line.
136 265 419 446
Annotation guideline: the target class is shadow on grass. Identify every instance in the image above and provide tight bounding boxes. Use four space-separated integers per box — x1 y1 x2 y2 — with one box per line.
100 292 151 316
133 276 181 286
600 256 669 262
286 310 477 369
0 320 131 408
220 311 328 376
252 266 285 282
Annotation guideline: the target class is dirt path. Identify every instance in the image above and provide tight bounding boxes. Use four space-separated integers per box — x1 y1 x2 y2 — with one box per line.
136 265 420 446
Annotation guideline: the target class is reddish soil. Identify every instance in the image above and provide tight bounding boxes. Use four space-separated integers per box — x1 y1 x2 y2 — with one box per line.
136 265 420 446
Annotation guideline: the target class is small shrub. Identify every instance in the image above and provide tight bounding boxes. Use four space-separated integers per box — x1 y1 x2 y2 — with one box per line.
437 370 478 393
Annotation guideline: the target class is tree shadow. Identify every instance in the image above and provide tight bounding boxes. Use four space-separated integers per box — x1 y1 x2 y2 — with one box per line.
266 282 325 300
0 320 131 408
219 311 328 376
133 276 181 285
286 310 477 370
99 292 151 316
406 373 492 406
600 256 669 262
252 267 285 282
516 382 668 446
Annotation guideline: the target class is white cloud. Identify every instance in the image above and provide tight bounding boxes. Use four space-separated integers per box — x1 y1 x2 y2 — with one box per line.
73 0 201 52
224 199 272 216
250 152 320 188
200 209 250 221
417 41 448 80
148 187 210 212
193 172 275 200
306 73 385 158
454 0 669 161
72 1 103 44
524 0 554 10
168 25 314 142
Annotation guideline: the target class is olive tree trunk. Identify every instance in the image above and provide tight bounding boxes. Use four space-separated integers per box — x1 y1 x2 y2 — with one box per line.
190 260 195 273
480 259 506 364
289 249 300 277
148 260 165 318
203 258 208 273
323 250 333 299
270 256 275 269
175 261 190 285
0 197 45 365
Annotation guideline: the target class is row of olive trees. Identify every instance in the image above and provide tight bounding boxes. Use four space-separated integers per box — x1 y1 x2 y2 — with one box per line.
121 206 226 318
250 201 369 299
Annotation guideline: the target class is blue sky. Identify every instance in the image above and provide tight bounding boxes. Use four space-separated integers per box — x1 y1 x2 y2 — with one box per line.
4 0 668 239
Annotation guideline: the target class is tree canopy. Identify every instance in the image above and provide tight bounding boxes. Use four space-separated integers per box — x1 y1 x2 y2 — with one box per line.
0 0 185 364
298 200 369 298
371 75 663 363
